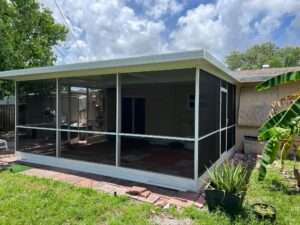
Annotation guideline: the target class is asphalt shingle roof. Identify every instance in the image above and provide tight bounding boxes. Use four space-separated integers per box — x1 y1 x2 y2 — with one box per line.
235 66 300 83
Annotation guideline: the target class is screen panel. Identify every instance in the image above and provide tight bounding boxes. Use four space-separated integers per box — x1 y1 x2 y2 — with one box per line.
199 70 220 137
227 126 235 150
228 83 236 126
17 128 56 156
59 75 116 132
59 131 116 165
221 130 226 153
121 69 195 137
198 132 220 175
120 136 194 178
17 79 56 128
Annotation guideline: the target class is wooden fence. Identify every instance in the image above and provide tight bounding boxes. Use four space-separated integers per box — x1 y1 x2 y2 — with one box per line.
0 104 15 131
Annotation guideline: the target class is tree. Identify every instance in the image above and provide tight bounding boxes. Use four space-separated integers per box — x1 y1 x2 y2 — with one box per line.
256 71 300 187
226 42 300 70
0 0 67 97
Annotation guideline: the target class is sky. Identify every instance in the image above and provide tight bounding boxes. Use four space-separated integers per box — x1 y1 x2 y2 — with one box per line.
39 0 300 65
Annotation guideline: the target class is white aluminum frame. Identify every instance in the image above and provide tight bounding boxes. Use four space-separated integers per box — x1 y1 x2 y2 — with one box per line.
14 67 237 191
194 67 200 180
220 86 228 155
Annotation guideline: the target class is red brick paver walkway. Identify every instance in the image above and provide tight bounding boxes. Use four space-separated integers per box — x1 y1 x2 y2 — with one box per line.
1 154 205 209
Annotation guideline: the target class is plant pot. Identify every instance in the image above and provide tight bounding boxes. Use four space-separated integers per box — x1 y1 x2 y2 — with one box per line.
251 203 276 222
205 189 244 215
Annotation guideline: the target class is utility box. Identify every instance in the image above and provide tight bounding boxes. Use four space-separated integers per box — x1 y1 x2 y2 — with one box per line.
244 136 264 155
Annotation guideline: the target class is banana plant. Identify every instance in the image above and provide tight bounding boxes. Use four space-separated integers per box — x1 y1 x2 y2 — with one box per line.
256 71 300 181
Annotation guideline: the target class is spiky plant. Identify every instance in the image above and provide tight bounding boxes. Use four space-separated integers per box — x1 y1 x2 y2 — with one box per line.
207 162 248 194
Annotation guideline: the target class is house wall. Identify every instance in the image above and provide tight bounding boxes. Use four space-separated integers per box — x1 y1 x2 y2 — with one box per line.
237 80 300 150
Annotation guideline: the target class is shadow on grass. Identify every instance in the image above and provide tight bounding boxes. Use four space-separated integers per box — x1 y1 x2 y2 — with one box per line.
0 163 31 173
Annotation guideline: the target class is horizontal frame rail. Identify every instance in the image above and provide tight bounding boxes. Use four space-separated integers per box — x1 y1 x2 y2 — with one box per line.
198 124 236 141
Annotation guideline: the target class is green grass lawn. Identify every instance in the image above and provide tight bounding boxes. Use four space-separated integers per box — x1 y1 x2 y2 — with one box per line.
0 161 299 225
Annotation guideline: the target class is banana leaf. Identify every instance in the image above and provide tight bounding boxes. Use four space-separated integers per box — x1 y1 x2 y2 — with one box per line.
258 137 280 180
259 126 290 141
258 110 286 139
258 96 300 140
256 71 300 91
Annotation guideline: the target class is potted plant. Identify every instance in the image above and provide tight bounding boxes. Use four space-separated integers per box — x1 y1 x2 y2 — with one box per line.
205 162 248 215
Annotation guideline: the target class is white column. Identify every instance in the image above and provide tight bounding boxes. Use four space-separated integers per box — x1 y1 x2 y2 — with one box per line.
116 73 121 167
194 68 200 181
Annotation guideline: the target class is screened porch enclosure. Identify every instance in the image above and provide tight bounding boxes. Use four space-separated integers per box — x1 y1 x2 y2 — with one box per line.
16 68 236 180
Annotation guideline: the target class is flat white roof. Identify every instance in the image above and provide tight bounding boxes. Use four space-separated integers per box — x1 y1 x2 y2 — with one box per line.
0 50 238 83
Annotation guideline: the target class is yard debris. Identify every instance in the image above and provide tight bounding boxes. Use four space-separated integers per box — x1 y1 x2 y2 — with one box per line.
126 186 147 195
140 190 151 198
147 193 161 203
125 186 204 209
232 152 258 168
194 195 205 208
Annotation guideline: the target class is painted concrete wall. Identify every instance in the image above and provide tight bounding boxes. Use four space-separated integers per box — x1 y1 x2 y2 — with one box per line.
237 80 300 150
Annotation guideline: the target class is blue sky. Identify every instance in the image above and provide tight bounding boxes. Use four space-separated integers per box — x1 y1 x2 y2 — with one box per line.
39 0 300 64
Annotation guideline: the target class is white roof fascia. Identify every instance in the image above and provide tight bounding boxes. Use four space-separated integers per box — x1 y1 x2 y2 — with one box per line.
0 50 238 84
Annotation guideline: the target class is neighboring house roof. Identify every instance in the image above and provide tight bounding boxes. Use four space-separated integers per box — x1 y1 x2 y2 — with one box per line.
235 66 300 83
0 50 238 84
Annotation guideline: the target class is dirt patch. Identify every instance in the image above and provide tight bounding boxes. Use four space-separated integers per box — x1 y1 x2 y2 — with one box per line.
151 215 192 225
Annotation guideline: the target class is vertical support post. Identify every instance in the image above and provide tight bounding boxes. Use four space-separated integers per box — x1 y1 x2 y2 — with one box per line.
194 67 200 181
219 81 222 157
86 88 89 140
14 80 18 153
56 78 61 157
225 85 228 152
67 85 71 141
116 73 121 167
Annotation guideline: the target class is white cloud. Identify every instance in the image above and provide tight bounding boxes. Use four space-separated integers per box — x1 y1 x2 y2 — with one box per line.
40 0 166 64
170 0 300 59
40 0 300 64
131 0 184 19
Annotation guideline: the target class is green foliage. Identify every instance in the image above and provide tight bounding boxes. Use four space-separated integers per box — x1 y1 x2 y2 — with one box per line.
226 42 300 70
246 160 300 225
256 71 300 91
0 0 67 98
256 72 300 180
207 162 248 194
